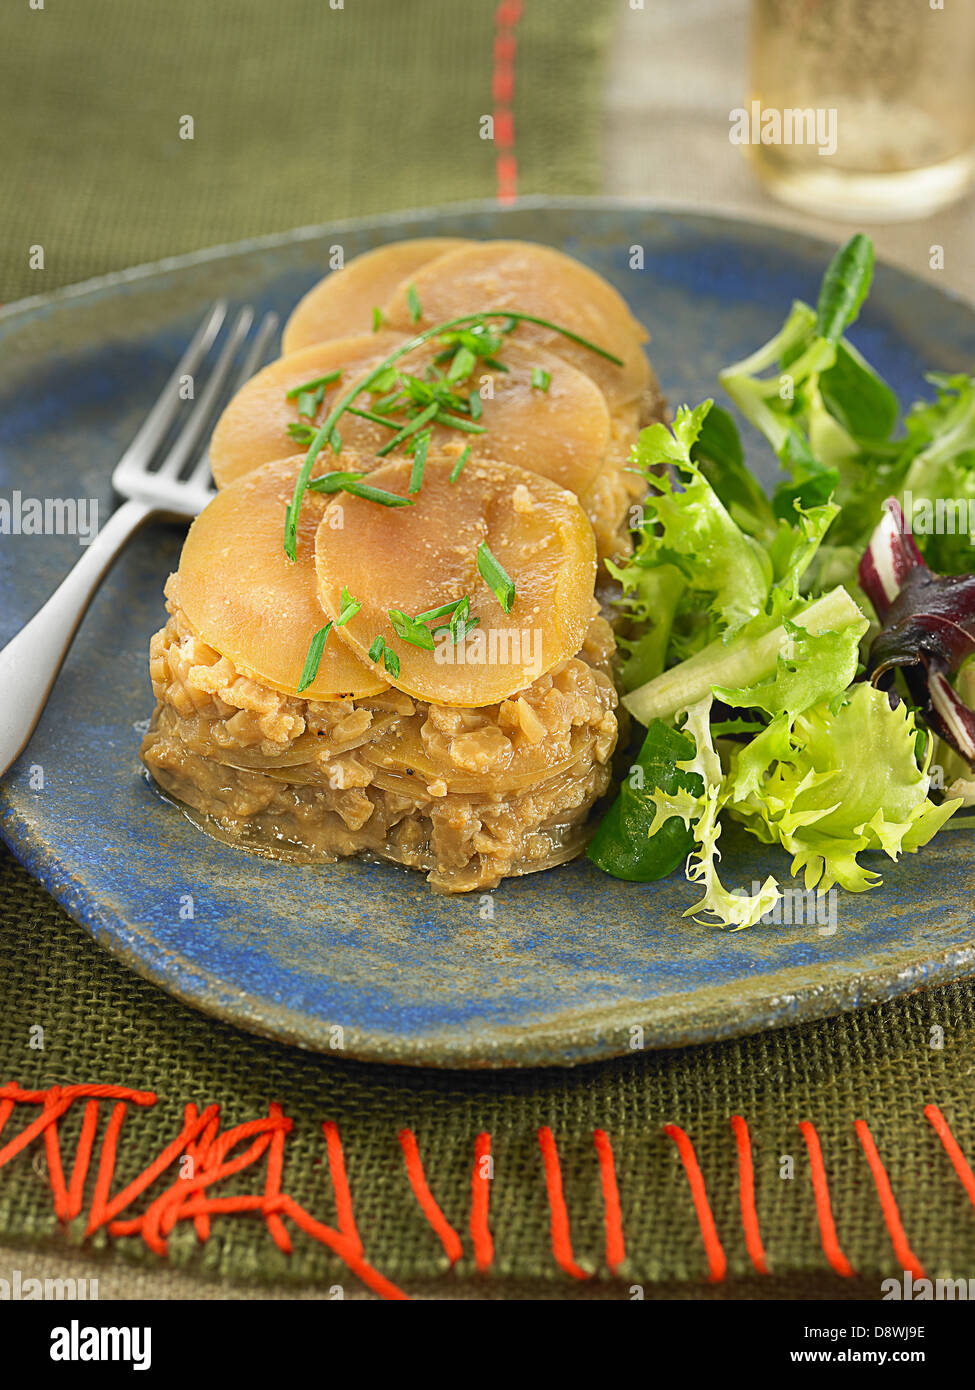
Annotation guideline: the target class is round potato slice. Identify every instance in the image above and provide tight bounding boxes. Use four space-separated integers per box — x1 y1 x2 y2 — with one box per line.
282 238 470 353
381 240 651 408
211 334 611 497
315 452 597 706
179 457 387 701
209 331 407 487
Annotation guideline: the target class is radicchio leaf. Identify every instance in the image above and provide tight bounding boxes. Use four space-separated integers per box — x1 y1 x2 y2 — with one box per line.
860 496 975 766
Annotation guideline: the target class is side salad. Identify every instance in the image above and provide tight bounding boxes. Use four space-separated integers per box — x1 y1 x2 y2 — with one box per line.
588 234 975 928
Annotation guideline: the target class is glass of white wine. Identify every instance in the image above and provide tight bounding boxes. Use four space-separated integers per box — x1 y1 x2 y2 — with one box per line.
748 0 975 220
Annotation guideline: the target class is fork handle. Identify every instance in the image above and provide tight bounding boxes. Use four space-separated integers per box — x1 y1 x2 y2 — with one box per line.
0 498 153 778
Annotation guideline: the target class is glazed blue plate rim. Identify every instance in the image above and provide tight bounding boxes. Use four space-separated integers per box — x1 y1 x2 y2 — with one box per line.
3 196 975 1070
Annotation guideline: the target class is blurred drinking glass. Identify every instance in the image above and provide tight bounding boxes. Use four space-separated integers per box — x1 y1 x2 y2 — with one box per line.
747 0 975 220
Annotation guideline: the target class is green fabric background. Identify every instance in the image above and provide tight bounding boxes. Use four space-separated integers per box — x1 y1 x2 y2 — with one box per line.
1 0 614 302
2 0 975 1299
2 844 975 1296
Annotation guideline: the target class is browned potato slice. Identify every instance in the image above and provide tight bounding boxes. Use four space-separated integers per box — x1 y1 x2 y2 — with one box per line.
315 452 597 706
211 335 611 498
178 457 387 701
209 331 407 488
282 238 470 353
381 240 650 408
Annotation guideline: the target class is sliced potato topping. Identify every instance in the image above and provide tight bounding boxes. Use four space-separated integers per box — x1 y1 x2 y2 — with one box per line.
282 237 470 353
381 239 650 408
178 457 387 701
315 452 597 706
210 333 611 498
209 331 407 488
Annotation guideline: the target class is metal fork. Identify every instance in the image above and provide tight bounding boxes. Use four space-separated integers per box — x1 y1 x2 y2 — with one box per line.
0 301 279 777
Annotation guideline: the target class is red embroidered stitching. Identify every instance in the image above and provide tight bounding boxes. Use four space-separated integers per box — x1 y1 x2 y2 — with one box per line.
398 1129 464 1266
492 0 521 204
855 1119 926 1281
924 1103 975 1210
538 1126 588 1279
470 1131 494 1271
798 1120 856 1277
592 1129 625 1275
663 1123 727 1282
730 1114 768 1274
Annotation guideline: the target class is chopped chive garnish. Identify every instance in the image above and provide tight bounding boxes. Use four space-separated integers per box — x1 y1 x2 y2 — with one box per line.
383 648 400 679
285 309 622 558
336 586 361 626
372 306 384 332
414 597 466 623
297 623 332 693
307 472 414 507
446 345 477 383
296 387 322 419
408 430 430 494
432 410 485 434
287 422 316 444
449 444 472 482
477 541 515 613
368 634 385 663
346 406 401 430
329 427 342 454
468 391 482 421
286 371 342 400
406 283 422 324
389 608 436 650
531 367 551 392
375 400 439 457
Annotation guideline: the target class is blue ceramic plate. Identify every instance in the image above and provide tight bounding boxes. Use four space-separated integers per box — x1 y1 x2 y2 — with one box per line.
3 200 975 1068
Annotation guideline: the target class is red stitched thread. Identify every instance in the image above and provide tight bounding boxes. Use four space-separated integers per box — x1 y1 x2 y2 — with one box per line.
43 1090 71 1222
662 1124 727 1282
398 1129 463 1265
67 1100 101 1222
855 1119 926 1281
470 1132 494 1271
538 1127 589 1279
730 1114 768 1275
322 1121 363 1259
276 1195 409 1300
924 1104 975 1210
263 1103 292 1253
492 0 521 204
798 1120 855 1277
592 1129 625 1275
0 1097 14 1140
88 1102 219 1235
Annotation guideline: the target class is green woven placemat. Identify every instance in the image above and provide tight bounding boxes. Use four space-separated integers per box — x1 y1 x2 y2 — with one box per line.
1 0 615 302
2 842 974 1297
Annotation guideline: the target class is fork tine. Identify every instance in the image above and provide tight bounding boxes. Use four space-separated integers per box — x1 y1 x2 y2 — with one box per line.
114 301 226 478
156 306 254 479
187 311 280 487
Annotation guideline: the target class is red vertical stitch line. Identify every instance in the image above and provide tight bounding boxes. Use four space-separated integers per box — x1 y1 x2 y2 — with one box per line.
855 1119 926 1281
662 1124 727 1282
398 1129 463 1266
66 1099 100 1222
0 1098 14 1140
491 0 522 205
322 1121 363 1259
924 1104 975 1210
592 1129 625 1275
538 1127 589 1280
263 1103 292 1254
85 1101 128 1236
730 1114 769 1275
470 1131 494 1271
42 1090 72 1222
798 1121 856 1277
